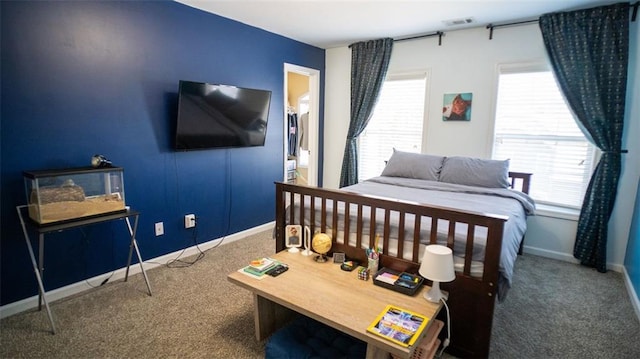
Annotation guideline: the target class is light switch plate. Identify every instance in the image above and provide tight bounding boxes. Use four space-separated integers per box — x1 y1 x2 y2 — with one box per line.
155 222 164 236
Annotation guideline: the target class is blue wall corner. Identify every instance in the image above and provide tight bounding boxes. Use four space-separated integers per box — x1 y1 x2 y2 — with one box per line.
0 0 324 305
624 178 640 301
623 14 640 303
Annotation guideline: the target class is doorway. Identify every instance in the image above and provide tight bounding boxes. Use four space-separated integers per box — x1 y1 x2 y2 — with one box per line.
284 64 320 186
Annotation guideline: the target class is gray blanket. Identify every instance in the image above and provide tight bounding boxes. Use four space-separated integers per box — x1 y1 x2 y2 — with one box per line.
342 177 536 301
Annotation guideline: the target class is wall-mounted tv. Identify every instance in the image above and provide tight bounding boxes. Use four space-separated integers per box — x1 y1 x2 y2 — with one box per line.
175 80 272 150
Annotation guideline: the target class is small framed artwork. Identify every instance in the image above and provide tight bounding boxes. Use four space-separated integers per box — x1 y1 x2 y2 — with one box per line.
333 252 346 263
442 93 472 121
285 225 302 253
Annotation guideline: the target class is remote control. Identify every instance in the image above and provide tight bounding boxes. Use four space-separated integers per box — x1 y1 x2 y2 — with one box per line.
266 264 288 277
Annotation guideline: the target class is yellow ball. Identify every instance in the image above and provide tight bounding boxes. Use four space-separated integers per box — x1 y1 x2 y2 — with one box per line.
312 233 332 254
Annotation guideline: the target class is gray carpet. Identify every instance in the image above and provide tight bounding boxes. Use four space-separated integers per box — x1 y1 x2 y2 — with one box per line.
489 254 640 358
1 230 639 358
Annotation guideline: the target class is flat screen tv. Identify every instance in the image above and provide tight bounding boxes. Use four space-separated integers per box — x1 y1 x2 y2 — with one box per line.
175 80 272 150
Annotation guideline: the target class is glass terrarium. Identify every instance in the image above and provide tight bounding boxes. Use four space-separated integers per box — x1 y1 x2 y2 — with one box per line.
23 166 126 225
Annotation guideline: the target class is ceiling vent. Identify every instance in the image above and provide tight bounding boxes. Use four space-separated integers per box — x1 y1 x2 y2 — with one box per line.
443 17 475 27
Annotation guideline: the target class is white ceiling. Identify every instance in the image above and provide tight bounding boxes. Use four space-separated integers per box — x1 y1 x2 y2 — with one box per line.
176 0 618 49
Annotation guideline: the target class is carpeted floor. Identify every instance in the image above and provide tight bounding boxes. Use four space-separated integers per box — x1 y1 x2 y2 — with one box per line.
0 230 275 359
489 253 639 358
1 230 639 358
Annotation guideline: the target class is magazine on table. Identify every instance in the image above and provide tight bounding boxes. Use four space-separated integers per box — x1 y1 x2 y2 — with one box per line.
366 305 429 347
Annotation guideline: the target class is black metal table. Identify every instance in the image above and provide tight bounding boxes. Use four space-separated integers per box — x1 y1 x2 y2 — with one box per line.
16 206 153 334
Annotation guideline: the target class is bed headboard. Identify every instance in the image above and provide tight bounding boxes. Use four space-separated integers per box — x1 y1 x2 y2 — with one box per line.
508 172 531 194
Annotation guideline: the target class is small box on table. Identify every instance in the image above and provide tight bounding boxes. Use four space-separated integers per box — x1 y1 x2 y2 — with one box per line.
373 267 424 296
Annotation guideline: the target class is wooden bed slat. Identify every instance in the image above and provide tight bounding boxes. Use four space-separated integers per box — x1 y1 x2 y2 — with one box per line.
429 217 438 244
412 215 421 262
309 194 314 235
383 209 391 255
447 220 455 248
463 225 475 276
356 204 363 248
320 197 327 233
344 201 350 246
332 199 338 240
397 212 405 260
288 191 295 225
369 205 376 250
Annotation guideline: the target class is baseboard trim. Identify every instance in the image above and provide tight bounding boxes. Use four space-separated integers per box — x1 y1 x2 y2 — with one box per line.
622 266 640 322
522 246 580 264
0 222 274 319
522 245 624 272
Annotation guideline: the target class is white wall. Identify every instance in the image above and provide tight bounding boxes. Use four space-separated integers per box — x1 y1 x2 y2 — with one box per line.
323 23 639 270
324 46 352 188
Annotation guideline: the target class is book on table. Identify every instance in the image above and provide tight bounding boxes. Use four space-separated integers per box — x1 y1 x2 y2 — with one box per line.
249 258 276 271
366 305 430 347
241 258 278 278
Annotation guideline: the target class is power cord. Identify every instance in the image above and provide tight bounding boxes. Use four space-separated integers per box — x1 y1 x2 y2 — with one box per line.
80 227 116 288
437 297 451 358
85 271 115 288
161 152 208 268
165 224 206 268
196 148 234 252
148 149 234 269
173 149 235 260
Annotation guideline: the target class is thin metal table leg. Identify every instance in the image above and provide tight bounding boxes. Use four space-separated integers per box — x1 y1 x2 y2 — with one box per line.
125 216 135 281
125 215 152 296
38 233 44 311
16 206 56 334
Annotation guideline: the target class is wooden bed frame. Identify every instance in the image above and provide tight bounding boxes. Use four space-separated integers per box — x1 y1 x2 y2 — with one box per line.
274 172 531 358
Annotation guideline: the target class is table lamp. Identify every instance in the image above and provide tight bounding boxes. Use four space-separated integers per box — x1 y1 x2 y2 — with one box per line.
418 245 456 302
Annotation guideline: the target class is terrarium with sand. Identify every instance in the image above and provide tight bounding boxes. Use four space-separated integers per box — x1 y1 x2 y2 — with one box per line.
24 166 126 225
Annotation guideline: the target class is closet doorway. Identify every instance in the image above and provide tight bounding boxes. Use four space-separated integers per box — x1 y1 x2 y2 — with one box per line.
284 63 319 186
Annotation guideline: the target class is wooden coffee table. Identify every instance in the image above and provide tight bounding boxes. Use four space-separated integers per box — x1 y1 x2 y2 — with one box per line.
228 250 443 359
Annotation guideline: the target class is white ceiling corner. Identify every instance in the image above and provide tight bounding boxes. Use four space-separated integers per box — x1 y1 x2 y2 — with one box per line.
175 0 622 49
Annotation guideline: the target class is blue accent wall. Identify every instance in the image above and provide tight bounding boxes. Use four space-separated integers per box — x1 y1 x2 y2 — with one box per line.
624 13 639 305
0 1 324 305
626 179 640 300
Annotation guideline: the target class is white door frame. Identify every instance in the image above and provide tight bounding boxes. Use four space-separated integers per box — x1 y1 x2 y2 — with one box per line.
284 63 320 186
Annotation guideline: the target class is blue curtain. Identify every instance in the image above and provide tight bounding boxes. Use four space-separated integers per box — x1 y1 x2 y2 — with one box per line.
339 38 393 188
539 3 629 272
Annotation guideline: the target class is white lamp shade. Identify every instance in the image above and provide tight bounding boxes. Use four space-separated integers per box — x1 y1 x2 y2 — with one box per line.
418 245 456 282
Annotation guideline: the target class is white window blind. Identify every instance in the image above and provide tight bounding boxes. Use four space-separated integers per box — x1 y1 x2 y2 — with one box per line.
359 74 426 181
493 69 596 208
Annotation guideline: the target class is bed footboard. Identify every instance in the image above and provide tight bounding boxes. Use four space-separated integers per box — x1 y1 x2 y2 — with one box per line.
274 182 509 357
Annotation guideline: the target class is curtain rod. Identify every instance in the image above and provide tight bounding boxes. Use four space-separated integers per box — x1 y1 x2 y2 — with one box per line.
395 31 444 46
348 31 444 48
487 2 638 40
486 19 537 40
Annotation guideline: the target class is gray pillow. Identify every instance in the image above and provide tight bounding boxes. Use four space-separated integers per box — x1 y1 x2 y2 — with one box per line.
439 156 510 188
380 150 444 181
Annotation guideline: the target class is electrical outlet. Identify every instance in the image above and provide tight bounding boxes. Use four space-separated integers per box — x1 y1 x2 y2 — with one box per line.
155 222 164 236
184 214 196 229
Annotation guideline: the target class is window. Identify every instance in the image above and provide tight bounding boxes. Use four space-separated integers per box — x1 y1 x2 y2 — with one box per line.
359 73 426 181
493 66 597 208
